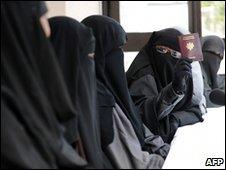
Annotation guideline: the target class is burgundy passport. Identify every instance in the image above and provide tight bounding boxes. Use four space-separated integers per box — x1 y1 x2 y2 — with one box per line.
178 33 203 61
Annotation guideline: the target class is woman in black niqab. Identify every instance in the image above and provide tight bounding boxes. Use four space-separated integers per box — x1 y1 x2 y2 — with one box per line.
201 35 225 89
200 35 225 107
82 16 170 169
1 2 86 168
82 15 145 149
126 28 204 143
49 16 113 169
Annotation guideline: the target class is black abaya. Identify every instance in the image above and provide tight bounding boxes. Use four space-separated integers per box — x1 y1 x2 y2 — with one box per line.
49 16 113 169
1 2 86 168
126 28 203 143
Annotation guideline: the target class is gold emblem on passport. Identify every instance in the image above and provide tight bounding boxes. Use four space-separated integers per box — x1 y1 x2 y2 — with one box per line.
186 42 194 51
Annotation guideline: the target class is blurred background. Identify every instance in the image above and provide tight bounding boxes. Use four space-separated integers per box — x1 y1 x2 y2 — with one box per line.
46 1 225 72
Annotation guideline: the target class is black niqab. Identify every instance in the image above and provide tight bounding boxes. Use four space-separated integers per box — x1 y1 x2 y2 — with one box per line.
201 35 225 89
126 28 205 143
82 15 145 148
49 16 112 169
1 2 86 168
127 28 193 111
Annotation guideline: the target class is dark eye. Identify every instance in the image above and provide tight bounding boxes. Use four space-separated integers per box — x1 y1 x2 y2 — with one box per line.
162 48 168 53
156 47 167 54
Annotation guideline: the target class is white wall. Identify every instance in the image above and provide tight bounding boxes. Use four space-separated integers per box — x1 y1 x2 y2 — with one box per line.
65 1 102 21
46 1 102 21
46 1 66 18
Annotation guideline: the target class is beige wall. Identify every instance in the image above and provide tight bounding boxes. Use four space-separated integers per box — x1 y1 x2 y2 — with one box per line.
46 1 102 21
46 1 66 18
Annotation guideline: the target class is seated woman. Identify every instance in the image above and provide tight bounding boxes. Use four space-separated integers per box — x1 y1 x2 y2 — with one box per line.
2 2 86 168
126 28 204 143
200 35 225 107
82 15 170 169
49 16 113 169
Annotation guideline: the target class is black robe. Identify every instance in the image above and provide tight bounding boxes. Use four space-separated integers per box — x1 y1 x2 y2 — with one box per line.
1 2 86 168
82 15 146 150
200 35 225 107
82 15 170 161
126 28 203 143
49 16 113 169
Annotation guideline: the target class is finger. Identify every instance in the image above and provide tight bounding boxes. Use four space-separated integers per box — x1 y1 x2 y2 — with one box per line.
181 65 192 71
178 61 192 68
179 58 193 63
177 64 192 72
183 58 193 63
178 59 192 68
180 70 192 78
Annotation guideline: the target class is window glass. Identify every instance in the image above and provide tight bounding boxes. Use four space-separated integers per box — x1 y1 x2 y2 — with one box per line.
120 1 189 33
201 1 225 37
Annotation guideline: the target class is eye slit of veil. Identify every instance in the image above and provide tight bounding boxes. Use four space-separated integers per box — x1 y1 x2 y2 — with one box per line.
155 45 181 59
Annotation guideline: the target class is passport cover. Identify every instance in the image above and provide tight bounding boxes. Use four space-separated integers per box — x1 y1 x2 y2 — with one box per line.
178 33 203 61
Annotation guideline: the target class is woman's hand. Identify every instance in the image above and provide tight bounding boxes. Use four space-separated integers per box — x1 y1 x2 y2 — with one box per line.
172 59 192 94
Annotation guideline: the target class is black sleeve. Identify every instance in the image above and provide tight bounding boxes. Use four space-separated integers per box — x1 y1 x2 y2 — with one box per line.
129 74 184 121
128 74 183 142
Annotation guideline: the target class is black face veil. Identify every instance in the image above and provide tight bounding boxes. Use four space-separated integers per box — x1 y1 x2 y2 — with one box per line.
49 16 112 169
82 15 146 148
127 28 194 111
201 35 225 89
1 2 86 168
49 16 95 144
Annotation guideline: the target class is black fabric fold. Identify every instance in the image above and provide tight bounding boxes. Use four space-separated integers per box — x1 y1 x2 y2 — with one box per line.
82 15 146 149
126 28 203 143
1 2 86 168
49 16 113 169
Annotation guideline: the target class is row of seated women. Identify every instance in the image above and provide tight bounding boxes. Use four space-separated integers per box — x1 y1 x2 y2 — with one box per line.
1 1 225 169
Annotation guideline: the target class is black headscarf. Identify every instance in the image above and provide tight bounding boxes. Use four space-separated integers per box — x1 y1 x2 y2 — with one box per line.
1 2 86 168
49 16 112 169
127 28 194 111
82 15 145 148
201 35 225 89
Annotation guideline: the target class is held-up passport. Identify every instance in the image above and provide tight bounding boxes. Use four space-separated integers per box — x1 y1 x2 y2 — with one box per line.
178 33 203 61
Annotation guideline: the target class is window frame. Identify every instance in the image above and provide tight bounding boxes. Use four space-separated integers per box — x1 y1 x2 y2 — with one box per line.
102 1 209 52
